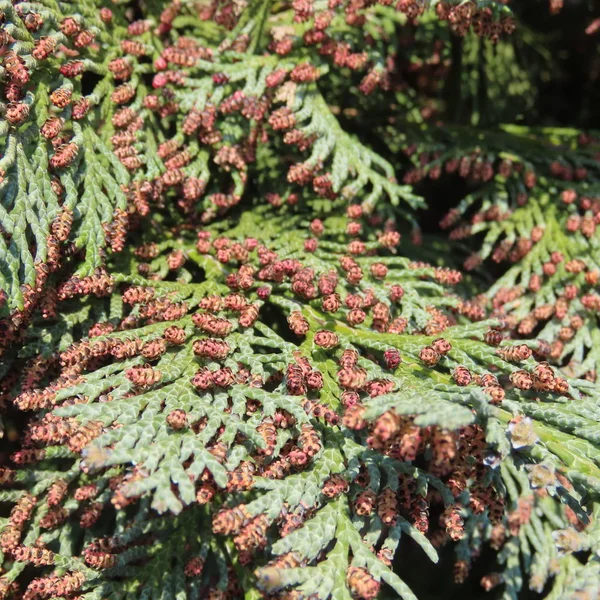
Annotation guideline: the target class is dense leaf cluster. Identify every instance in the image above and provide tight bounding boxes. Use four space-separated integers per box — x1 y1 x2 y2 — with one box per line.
1 1 599 599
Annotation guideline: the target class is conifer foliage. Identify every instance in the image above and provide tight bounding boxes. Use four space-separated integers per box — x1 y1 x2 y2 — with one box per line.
1 1 599 599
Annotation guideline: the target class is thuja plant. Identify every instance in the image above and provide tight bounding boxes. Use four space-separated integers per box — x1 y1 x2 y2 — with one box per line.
3 208 600 599
399 124 600 379
1 1 599 600
0 0 142 327
379 5 600 381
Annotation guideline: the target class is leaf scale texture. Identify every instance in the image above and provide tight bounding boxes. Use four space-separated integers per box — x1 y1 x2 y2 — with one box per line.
0 1 599 600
